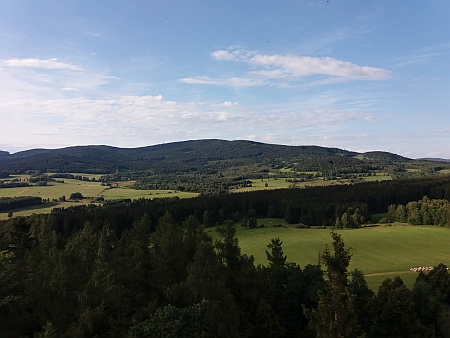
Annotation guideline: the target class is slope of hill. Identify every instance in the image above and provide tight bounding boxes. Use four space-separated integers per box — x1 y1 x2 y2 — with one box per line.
0 140 358 173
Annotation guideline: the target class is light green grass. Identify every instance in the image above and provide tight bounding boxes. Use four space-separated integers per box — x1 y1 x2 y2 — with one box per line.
218 224 450 290
233 177 348 193
0 178 107 199
361 174 392 182
233 179 290 192
438 169 450 174
100 188 198 200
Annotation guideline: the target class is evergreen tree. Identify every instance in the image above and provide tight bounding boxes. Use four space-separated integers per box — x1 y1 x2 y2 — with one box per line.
306 232 357 338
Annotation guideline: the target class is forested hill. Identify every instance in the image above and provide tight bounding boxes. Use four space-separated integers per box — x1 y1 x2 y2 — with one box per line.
0 139 411 173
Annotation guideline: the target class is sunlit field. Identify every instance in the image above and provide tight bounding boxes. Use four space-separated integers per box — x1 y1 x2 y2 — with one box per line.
0 178 107 200
100 188 198 200
209 222 450 290
0 174 198 219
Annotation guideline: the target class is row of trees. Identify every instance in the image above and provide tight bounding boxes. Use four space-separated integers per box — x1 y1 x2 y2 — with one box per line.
1 212 449 337
0 180 29 188
388 196 450 226
0 196 42 212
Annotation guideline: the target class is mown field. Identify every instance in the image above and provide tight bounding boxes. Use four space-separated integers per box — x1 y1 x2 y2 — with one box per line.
208 222 450 290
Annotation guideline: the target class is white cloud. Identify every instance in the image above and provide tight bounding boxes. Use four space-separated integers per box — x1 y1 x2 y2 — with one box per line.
179 76 264 87
249 54 390 80
218 101 238 107
2 58 83 71
182 48 391 87
211 49 255 62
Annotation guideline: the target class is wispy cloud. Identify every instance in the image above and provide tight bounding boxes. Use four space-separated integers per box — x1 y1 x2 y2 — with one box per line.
181 48 391 87
0 58 116 100
2 58 83 71
179 76 264 87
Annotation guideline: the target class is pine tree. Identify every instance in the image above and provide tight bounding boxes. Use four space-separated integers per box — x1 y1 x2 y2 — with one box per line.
306 231 357 338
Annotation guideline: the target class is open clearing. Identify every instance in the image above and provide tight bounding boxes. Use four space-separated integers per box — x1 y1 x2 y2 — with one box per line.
208 223 450 290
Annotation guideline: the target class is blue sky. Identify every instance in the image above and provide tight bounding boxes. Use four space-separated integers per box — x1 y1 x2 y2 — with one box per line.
0 1 449 158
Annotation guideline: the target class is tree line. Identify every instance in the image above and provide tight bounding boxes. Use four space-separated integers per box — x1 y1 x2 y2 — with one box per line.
0 196 42 212
388 196 450 226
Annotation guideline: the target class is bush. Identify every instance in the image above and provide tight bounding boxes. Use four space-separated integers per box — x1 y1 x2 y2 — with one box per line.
69 192 83 200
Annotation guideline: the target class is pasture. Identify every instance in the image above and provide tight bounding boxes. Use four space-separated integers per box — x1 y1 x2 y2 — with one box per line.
0 178 107 200
209 223 450 290
100 188 198 200
0 174 198 219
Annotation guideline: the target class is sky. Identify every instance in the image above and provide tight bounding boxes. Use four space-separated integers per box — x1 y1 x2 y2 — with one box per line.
0 1 449 158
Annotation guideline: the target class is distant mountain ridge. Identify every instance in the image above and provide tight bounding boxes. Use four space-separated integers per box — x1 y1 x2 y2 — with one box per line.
418 158 450 163
0 139 424 173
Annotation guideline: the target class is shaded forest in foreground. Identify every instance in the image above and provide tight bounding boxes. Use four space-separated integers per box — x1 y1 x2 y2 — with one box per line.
1 211 450 337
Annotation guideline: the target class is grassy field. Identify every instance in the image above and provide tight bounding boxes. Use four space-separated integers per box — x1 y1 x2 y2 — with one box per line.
0 174 198 219
361 173 392 182
233 173 392 193
0 178 107 200
100 188 198 200
208 223 450 290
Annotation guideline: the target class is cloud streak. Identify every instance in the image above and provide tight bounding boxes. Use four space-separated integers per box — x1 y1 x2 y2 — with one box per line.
0 58 116 100
2 58 83 71
181 48 391 87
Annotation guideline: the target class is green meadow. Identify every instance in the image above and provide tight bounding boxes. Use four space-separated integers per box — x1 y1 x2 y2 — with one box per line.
100 188 198 200
0 175 198 219
208 223 450 290
0 178 107 200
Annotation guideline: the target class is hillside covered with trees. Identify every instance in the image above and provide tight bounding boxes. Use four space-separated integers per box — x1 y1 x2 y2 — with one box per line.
1 140 449 195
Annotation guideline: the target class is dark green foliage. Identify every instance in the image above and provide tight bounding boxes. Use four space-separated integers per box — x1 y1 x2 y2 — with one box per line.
412 264 450 337
368 277 429 338
349 269 375 333
1 193 450 337
306 232 358 338
266 238 286 268
248 217 257 228
69 192 83 200
0 196 42 212
129 300 209 338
